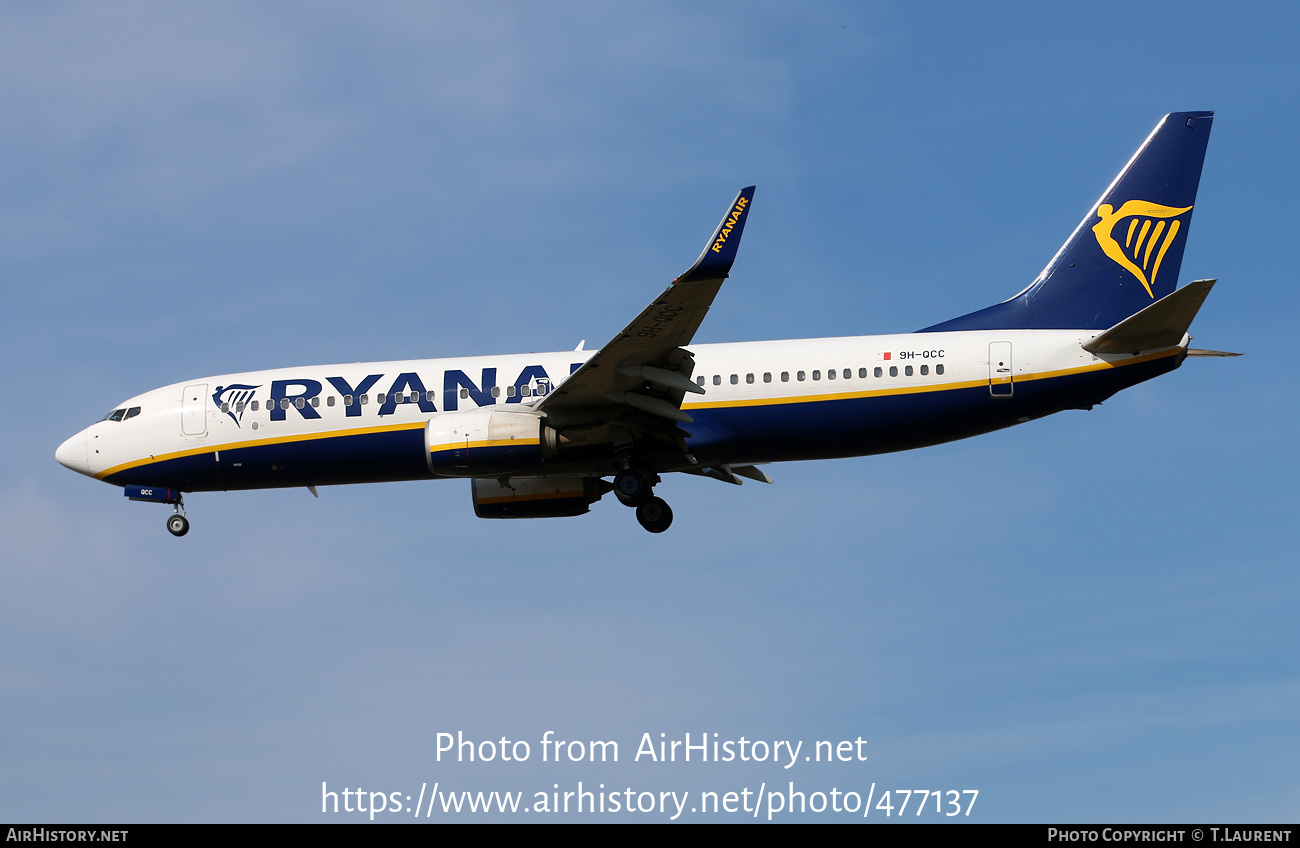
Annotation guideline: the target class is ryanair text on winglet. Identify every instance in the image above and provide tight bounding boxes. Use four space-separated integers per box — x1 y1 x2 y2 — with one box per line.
710 196 749 253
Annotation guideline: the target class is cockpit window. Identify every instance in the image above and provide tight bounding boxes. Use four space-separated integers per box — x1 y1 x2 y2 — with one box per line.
102 406 142 422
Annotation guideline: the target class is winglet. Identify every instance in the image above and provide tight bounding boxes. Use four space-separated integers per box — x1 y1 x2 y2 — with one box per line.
675 186 756 283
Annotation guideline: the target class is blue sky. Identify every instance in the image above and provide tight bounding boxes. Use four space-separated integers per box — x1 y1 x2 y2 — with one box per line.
3 1 1297 822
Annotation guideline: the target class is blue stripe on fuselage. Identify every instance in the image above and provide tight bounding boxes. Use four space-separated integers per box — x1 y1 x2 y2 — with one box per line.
104 426 430 491
688 353 1177 465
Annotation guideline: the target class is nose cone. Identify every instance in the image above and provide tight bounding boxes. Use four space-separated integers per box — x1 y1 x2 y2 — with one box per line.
55 430 91 476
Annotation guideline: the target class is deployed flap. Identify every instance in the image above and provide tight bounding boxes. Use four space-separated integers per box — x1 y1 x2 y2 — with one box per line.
730 464 773 484
1083 278 1216 355
681 463 773 486
540 187 755 424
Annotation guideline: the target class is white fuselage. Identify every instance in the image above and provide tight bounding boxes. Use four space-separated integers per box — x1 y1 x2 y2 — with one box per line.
56 328 1185 492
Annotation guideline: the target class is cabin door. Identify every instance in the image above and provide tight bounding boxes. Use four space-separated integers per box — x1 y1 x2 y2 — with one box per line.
181 384 208 436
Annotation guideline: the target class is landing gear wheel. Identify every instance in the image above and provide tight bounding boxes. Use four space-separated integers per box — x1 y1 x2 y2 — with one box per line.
613 470 652 507
635 497 673 533
166 514 190 537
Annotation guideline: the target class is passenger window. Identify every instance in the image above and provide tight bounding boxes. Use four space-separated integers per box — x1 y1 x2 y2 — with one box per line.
294 397 305 408
781 372 790 382
889 366 898 377
236 402 246 412
713 375 721 386
936 364 945 375
920 364 929 376
730 374 738 385
311 397 320 407
874 367 882 378
843 369 850 379
221 403 230 413
797 371 806 381
327 396 336 407
507 385 517 397
696 376 705 387
343 395 353 406
905 365 913 376
763 372 772 383
812 370 821 381
279 398 290 409
492 386 501 398
251 401 260 411
377 393 387 404
827 369 836 380
460 388 469 399
859 368 867 378
746 373 754 384
521 386 531 397
360 394 369 405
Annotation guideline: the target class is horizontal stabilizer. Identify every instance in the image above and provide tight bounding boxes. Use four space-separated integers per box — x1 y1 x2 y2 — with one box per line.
1186 348 1243 357
1083 279 1216 355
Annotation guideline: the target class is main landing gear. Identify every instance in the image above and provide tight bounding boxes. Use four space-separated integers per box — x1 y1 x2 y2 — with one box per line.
635 497 673 534
613 469 673 533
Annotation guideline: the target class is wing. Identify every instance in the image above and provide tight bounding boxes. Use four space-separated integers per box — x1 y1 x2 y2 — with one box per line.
538 186 755 431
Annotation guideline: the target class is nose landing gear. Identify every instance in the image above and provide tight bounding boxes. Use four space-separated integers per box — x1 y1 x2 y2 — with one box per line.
166 513 190 537
123 485 191 537
166 497 190 537
613 469 673 533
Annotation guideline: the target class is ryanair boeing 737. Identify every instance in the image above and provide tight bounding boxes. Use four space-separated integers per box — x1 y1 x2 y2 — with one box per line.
56 111 1233 535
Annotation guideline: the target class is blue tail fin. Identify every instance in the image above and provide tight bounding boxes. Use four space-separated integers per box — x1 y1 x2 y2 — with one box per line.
922 111 1213 332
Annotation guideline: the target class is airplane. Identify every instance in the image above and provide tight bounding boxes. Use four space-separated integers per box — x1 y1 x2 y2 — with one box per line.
55 111 1234 536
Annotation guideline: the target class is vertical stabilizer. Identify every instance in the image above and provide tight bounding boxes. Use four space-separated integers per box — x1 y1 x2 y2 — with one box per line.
922 111 1213 332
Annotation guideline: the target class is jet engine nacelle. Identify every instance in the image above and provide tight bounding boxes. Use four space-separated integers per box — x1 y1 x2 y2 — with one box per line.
425 408 558 477
471 476 607 519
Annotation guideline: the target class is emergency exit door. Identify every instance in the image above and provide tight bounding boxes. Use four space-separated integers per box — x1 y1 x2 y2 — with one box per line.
988 342 1013 397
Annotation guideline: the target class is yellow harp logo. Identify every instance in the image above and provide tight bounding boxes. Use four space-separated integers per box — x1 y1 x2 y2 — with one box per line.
1091 200 1192 298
